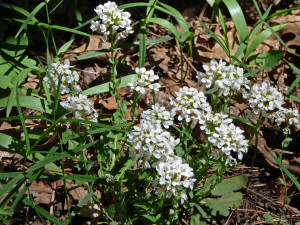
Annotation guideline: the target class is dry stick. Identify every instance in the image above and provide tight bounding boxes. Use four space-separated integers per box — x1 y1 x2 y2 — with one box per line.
224 210 234 225
50 181 56 215
244 186 299 214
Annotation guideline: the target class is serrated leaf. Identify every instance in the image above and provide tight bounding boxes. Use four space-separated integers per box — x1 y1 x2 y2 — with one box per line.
212 175 248 196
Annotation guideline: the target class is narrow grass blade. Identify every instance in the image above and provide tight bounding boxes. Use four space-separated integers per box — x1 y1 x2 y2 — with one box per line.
267 147 300 191
288 95 300 103
206 0 229 47
71 36 173 61
9 168 43 213
245 24 288 59
0 95 64 115
223 0 248 43
15 84 30 153
57 38 74 57
7 68 32 117
23 198 64 225
15 0 50 38
0 3 38 22
119 2 151 9
0 174 24 204
82 74 138 95
138 26 147 68
282 60 300 95
63 190 95 225
0 133 61 171
146 18 180 40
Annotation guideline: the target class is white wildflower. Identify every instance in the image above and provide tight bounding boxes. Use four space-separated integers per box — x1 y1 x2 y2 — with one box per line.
152 155 195 201
60 94 98 127
44 59 79 94
141 103 175 129
90 1 133 42
208 123 248 162
170 86 210 123
197 59 250 96
244 81 284 115
128 67 160 94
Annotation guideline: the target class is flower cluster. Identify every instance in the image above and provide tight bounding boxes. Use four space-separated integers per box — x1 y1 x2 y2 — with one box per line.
269 108 300 134
242 81 284 116
169 87 248 165
197 59 250 96
60 94 98 127
141 103 175 129
153 155 196 203
208 123 248 165
128 120 179 168
128 67 161 94
170 86 210 123
44 59 81 94
90 1 133 42
127 103 195 203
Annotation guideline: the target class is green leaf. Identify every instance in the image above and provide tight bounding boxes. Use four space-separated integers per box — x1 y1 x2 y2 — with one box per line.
212 175 248 196
288 95 300 103
206 0 229 48
146 18 180 40
0 133 61 171
6 68 32 116
205 198 229 216
1 34 28 56
190 214 206 225
222 0 248 43
119 2 151 9
0 95 63 115
245 24 287 59
219 191 243 207
138 26 147 68
57 38 74 57
105 204 117 219
70 37 173 61
263 214 274 224
249 50 285 70
0 208 13 216
82 74 138 95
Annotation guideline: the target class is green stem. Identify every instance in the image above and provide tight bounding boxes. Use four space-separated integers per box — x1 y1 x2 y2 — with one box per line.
251 112 262 167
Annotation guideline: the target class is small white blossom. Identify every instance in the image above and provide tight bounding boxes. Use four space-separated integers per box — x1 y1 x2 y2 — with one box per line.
170 86 210 123
141 103 175 129
244 81 284 115
152 155 195 201
197 59 250 96
128 67 160 94
44 59 79 94
127 120 179 165
105 174 115 183
208 123 248 163
90 1 133 42
60 94 98 128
